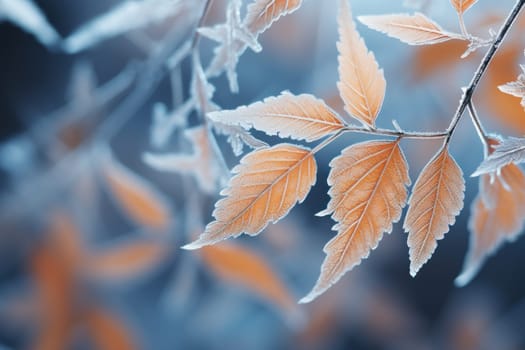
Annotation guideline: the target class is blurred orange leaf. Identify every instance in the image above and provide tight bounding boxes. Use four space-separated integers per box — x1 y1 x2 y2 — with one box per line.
101 150 171 230
456 162 525 286
30 246 74 350
200 242 297 315
86 240 167 281
85 307 136 350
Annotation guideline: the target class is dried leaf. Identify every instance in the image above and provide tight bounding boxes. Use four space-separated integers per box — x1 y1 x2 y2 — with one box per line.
301 140 410 303
456 164 525 286
338 0 386 128
200 242 297 316
473 137 525 176
144 126 220 194
244 0 303 35
404 146 465 276
184 144 317 249
101 150 172 230
85 308 136 350
358 13 461 45
450 0 479 15
207 92 344 142
86 240 166 281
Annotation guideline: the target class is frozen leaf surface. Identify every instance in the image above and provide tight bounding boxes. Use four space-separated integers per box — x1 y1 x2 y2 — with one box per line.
338 0 386 127
404 146 465 276
301 140 410 303
207 92 344 142
184 144 316 249
359 13 461 45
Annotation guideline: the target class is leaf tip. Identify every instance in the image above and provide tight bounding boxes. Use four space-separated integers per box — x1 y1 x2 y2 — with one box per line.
298 293 316 304
315 208 331 217
181 241 204 250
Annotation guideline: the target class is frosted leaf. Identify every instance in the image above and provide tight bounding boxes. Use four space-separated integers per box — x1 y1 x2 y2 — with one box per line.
207 92 344 142
212 122 268 156
456 165 525 286
144 126 220 194
498 65 525 110
358 13 462 45
301 140 410 303
0 0 60 46
184 144 316 249
473 137 525 176
404 146 465 276
244 0 303 35
205 0 303 92
198 0 261 53
191 53 219 115
150 100 193 149
338 0 386 128
62 0 191 53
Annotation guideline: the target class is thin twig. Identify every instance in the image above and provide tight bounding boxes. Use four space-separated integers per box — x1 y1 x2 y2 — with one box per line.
191 0 214 51
342 126 448 140
446 0 525 144
466 101 490 154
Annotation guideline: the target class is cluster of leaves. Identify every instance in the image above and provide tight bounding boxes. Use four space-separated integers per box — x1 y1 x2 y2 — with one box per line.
166 0 525 304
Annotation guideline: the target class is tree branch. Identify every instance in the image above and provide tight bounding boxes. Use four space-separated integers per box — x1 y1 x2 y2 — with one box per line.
446 0 525 143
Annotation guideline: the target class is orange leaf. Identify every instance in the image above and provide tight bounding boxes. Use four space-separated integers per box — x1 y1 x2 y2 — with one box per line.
456 163 525 286
245 0 303 35
30 246 74 350
200 242 298 317
481 46 525 133
411 40 468 80
301 140 410 303
47 211 85 268
207 92 344 142
450 0 478 15
86 240 166 281
101 150 171 230
184 144 317 249
338 0 386 128
85 308 136 350
359 13 461 45
404 145 465 276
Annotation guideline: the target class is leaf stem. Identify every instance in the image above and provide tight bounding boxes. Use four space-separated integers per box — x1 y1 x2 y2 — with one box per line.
341 126 447 140
445 0 525 144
